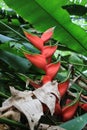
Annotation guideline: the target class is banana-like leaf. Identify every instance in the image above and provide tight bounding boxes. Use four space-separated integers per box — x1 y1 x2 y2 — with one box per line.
4 0 87 56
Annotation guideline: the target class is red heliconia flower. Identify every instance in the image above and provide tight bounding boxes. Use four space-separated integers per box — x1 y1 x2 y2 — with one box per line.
54 101 62 115
42 75 51 84
62 100 79 121
58 80 69 98
45 62 60 80
79 103 87 111
42 45 57 58
41 27 55 42
47 57 52 64
24 31 44 50
24 53 47 70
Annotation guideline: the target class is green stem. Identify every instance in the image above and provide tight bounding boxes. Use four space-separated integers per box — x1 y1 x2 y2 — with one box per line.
0 92 9 98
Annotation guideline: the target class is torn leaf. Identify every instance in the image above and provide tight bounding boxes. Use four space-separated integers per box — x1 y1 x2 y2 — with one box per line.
33 81 60 115
0 81 60 130
0 87 43 130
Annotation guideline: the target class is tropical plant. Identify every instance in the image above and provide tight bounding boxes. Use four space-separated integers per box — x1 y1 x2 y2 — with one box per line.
0 0 87 130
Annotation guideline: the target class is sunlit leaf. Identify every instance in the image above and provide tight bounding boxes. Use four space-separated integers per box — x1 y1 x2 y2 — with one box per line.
4 0 87 56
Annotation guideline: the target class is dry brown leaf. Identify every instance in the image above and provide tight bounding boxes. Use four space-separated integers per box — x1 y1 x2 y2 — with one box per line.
0 124 10 130
0 87 43 130
47 125 66 130
14 99 43 130
33 81 60 115
0 109 20 121
0 81 61 130
38 123 66 130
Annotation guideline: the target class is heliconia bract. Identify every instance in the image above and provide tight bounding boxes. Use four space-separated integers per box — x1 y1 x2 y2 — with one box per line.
24 53 47 70
24 31 44 50
41 27 55 42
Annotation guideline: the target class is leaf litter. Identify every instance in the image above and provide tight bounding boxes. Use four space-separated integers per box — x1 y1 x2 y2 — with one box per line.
0 81 65 130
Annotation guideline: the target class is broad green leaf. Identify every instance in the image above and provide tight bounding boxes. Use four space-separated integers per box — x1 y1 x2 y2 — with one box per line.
0 0 8 8
69 53 83 70
60 113 87 130
4 0 87 56
69 53 83 63
0 42 25 58
0 50 31 73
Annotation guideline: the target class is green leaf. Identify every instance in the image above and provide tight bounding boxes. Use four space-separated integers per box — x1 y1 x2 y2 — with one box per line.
0 50 31 73
4 0 87 56
0 34 15 43
69 53 83 64
69 53 84 70
60 113 87 130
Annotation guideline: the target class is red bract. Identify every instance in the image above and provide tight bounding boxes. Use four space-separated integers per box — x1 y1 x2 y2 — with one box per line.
65 99 72 105
24 53 47 70
79 103 87 111
42 75 51 84
62 101 79 121
42 45 57 58
54 102 62 115
41 27 54 42
58 80 69 98
24 32 44 50
47 57 52 64
46 62 60 80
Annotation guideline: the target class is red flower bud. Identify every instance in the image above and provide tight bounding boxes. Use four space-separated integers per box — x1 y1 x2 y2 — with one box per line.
46 62 60 80
24 32 43 50
42 45 57 58
24 53 47 70
41 27 54 42
58 80 69 97
62 101 79 121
